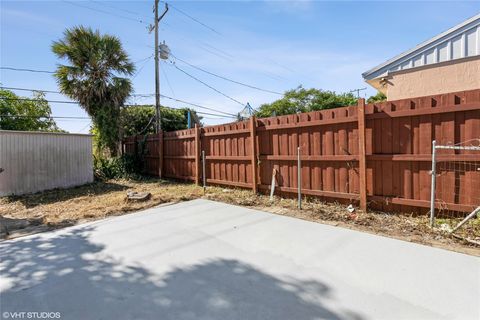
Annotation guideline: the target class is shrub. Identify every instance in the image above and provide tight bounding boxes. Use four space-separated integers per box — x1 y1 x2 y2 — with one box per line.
93 154 143 180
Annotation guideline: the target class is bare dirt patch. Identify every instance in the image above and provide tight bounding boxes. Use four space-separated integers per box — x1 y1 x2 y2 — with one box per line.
1 178 478 256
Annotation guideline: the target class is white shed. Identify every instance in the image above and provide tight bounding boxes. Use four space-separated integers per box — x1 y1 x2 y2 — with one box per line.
0 130 93 196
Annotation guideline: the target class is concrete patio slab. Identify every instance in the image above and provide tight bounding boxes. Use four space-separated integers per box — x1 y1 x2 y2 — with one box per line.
1 199 478 320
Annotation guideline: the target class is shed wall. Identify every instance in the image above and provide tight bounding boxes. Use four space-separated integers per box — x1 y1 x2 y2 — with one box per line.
0 131 93 196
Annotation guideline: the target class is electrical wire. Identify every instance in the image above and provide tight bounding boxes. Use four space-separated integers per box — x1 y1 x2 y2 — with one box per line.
90 0 150 20
162 1 221 36
171 63 245 107
1 96 234 118
155 26 233 62
133 94 236 117
159 94 236 116
132 55 153 80
61 0 148 25
79 121 93 133
0 114 90 120
0 97 78 104
0 67 55 74
125 105 235 119
171 54 282 95
0 86 61 94
161 63 175 97
138 115 155 135
134 54 154 64
1 86 237 117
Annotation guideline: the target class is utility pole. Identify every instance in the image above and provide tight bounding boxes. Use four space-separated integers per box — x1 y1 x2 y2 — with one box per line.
153 0 168 133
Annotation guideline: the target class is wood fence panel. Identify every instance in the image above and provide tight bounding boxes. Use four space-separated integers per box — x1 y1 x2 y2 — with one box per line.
365 90 480 213
163 129 196 181
202 121 252 188
123 88 480 215
256 106 360 202
142 134 161 176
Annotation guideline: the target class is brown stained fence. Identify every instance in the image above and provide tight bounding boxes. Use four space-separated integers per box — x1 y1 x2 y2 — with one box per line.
123 134 162 176
123 89 480 214
163 128 196 181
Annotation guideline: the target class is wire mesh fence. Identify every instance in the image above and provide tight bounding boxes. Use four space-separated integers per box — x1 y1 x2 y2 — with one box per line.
430 139 480 229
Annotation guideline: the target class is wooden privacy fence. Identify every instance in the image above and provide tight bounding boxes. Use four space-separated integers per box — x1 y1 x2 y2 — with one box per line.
123 89 480 214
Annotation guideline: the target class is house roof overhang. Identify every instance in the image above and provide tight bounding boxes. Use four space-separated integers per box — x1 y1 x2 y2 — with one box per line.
362 13 480 83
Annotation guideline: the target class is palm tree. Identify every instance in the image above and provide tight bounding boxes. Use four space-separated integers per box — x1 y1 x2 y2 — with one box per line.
52 26 135 156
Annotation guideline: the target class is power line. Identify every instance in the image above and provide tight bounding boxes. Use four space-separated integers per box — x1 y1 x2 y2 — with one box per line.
171 54 282 95
0 67 55 74
150 31 234 62
2 95 234 119
90 0 150 20
61 0 148 25
79 121 93 133
0 97 78 104
2 55 152 78
171 63 245 107
193 112 234 118
125 105 235 119
0 114 90 120
161 64 175 97
134 94 237 117
1 86 237 117
1 86 61 94
138 116 155 135
162 1 221 36
134 54 154 64
132 56 153 80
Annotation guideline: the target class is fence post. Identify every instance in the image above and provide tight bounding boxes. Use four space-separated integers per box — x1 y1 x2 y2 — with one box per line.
297 146 302 210
158 131 163 178
250 116 258 193
202 150 206 192
195 124 201 185
430 140 437 227
357 98 367 212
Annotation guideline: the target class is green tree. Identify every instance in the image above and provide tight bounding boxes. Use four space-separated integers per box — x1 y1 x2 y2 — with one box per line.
52 26 135 156
367 91 387 104
121 105 201 136
0 89 62 132
255 86 357 118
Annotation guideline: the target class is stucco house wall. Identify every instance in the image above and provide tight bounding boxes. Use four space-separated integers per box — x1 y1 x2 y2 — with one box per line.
385 57 480 100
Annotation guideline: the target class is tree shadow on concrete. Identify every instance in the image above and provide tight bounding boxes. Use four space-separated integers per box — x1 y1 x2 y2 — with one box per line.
0 227 364 320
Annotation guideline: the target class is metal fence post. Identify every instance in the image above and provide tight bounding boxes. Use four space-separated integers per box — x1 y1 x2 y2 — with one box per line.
298 146 302 210
202 150 206 192
430 140 437 227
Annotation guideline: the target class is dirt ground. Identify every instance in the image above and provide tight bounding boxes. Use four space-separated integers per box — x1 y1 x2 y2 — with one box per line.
1 178 479 256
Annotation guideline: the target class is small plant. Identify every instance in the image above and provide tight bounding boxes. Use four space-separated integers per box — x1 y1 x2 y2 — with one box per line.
93 154 143 180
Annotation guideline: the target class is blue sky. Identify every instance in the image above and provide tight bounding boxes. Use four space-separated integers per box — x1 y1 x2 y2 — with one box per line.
1 0 479 133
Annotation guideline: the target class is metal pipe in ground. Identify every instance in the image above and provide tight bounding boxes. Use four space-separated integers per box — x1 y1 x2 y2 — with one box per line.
429 140 437 227
202 150 206 193
298 146 302 210
451 207 480 233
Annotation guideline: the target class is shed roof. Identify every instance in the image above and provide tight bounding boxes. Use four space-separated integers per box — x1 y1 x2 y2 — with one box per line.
362 13 480 81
